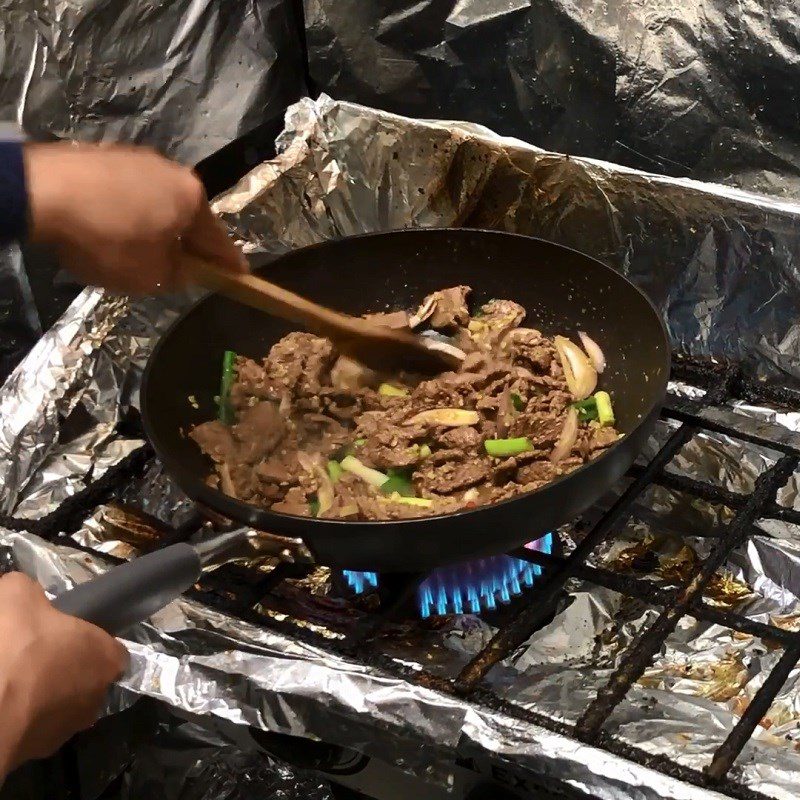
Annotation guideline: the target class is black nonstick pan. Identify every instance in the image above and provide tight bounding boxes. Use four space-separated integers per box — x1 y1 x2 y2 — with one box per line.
142 229 670 573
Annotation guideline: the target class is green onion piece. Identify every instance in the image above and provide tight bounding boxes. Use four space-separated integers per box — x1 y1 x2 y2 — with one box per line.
381 475 415 497
354 438 366 446
378 383 409 397
484 437 532 457
511 393 525 412
340 455 388 487
595 391 615 426
327 460 343 482
572 396 598 422
381 493 433 508
217 350 237 425
419 444 432 459
309 497 320 517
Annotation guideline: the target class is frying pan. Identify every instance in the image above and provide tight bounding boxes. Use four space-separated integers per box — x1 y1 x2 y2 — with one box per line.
141 229 670 573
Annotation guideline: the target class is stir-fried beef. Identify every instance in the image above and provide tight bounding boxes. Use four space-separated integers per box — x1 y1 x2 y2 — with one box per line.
191 287 621 519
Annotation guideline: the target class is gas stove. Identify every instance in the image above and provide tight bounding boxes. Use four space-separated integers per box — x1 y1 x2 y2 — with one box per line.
3 356 799 800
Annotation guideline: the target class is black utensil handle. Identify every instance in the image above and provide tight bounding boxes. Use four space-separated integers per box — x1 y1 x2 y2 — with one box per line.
52 544 202 635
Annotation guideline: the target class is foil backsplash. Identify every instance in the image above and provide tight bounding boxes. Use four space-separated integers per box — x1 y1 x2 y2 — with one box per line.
0 0 306 165
5 97 800 799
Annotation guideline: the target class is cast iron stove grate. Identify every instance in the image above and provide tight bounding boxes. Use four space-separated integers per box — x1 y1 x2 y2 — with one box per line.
6 355 800 800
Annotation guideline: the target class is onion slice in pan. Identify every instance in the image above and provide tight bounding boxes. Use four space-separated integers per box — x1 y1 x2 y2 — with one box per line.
554 335 597 401
550 407 578 464
578 331 606 374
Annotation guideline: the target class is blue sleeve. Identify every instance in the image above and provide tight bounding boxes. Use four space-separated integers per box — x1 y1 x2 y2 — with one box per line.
0 141 27 244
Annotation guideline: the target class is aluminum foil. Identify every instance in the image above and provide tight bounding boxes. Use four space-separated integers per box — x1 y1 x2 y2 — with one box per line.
0 0 307 165
303 0 800 198
9 97 800 799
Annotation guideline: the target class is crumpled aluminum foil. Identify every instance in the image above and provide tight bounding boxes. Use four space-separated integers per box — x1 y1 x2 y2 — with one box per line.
0 0 306 165
303 0 800 198
8 97 800 799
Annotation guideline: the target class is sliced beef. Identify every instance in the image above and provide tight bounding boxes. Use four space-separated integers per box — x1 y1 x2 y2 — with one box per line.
438 426 482 449
501 328 556 374
409 285 471 330
467 299 526 349
264 332 335 397
190 420 237 464
509 411 566 448
272 486 310 516
230 357 273 409
414 459 491 495
516 460 560 487
232 401 286 463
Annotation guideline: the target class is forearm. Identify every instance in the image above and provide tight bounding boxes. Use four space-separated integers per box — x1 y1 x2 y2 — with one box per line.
0 673 27 781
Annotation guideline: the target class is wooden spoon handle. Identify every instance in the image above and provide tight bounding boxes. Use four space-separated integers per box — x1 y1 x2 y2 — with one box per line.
180 253 362 340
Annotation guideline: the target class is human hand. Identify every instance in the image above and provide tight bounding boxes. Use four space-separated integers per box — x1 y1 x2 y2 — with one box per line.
0 572 127 777
24 142 247 294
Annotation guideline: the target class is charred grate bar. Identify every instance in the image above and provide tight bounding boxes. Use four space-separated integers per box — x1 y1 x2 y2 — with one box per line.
6 356 800 798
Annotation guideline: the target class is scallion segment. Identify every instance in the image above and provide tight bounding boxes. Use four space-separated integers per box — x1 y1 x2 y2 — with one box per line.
217 350 237 425
484 437 532 458
327 460 343 482
511 393 525 412
572 396 599 422
309 497 320 517
340 455 388 488
594 391 615 426
381 468 415 497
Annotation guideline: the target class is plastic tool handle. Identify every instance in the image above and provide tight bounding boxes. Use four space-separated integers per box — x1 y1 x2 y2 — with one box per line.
52 543 202 635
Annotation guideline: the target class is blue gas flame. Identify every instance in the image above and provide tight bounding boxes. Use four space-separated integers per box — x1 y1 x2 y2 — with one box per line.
342 532 553 617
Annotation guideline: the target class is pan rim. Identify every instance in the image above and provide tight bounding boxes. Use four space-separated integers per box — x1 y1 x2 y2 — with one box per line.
142 227 670 532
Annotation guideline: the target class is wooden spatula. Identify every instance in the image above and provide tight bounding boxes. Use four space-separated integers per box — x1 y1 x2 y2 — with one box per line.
182 254 461 374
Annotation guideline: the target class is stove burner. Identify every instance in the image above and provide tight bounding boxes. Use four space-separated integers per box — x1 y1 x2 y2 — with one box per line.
343 532 553 617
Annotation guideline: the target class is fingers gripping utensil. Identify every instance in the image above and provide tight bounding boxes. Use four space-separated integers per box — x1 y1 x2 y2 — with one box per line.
51 528 312 635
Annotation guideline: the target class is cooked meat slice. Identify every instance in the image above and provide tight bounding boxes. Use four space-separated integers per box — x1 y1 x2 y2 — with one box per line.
415 460 491 494
516 460 560 487
413 285 472 329
590 425 621 452
190 420 237 464
501 328 556 374
438 426 482 449
272 486 311 516
232 401 286 463
468 299 526 349
230 357 273 408
509 411 565 448
264 332 335 397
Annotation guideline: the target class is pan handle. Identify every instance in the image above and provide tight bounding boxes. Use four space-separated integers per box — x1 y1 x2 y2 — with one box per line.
51 544 201 636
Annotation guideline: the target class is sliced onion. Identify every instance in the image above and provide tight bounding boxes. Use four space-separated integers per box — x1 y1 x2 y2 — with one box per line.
422 338 466 363
313 463 335 515
337 503 359 517
408 295 437 328
550 408 578 464
554 335 597 400
406 408 479 427
578 331 606 374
